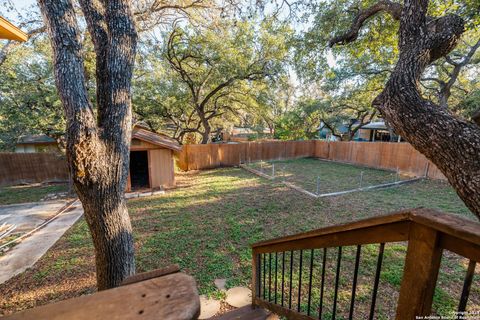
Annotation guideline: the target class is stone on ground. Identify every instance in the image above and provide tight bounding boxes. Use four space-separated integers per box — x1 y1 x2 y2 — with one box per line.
214 278 227 291
199 295 221 319
225 287 251 308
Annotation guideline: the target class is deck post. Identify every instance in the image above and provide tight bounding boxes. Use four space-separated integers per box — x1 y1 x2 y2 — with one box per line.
396 224 443 319
252 249 261 308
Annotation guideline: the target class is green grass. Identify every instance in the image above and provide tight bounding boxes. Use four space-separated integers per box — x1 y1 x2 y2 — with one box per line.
0 184 69 205
0 162 478 317
245 158 414 194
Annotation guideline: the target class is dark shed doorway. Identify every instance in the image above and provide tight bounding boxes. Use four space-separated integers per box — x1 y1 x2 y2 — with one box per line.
130 151 149 190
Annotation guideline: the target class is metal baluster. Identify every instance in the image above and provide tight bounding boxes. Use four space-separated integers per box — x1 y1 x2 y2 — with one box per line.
349 245 362 320
263 253 266 299
332 246 342 319
268 252 272 301
298 250 304 312
275 252 278 304
307 249 315 316
289 251 294 309
256 253 262 298
458 260 476 312
319 248 327 320
369 243 385 320
281 251 286 307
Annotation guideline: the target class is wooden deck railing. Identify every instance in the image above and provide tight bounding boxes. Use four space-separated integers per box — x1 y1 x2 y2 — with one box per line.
251 209 480 319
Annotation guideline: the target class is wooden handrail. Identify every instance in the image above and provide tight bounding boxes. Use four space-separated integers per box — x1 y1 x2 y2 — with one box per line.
252 208 480 250
251 208 480 320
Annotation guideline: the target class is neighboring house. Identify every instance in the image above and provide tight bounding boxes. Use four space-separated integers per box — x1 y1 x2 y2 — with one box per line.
318 120 403 142
227 127 271 142
358 121 403 142
318 121 361 141
127 125 182 192
15 134 61 153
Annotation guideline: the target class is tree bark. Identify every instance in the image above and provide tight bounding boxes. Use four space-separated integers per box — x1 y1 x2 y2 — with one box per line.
38 0 137 289
330 0 480 218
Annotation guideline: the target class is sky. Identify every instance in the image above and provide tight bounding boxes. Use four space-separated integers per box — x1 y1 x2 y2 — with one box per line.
0 0 336 77
1 0 37 22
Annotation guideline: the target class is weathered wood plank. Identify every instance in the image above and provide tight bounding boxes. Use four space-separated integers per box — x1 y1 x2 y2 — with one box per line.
120 264 180 286
253 222 410 254
211 305 269 320
410 208 480 247
440 235 480 262
254 298 316 320
6 273 200 320
252 210 411 249
396 224 443 318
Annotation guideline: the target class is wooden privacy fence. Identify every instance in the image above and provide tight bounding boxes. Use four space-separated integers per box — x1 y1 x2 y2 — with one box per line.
176 140 315 171
0 153 69 187
176 140 446 180
317 141 446 180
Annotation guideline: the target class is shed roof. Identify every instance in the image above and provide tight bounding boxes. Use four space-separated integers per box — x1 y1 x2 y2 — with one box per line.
132 127 182 152
0 17 28 42
17 134 57 145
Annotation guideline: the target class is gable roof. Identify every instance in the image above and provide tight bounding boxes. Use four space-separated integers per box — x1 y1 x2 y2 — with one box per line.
132 127 182 152
0 17 28 42
17 134 57 145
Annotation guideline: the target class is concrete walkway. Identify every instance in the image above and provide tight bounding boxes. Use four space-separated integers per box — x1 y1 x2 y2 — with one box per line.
0 201 83 284
0 200 70 232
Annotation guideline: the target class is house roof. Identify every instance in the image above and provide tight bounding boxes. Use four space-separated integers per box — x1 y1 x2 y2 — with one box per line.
232 127 270 135
0 17 28 42
132 127 182 152
17 134 57 145
361 121 388 130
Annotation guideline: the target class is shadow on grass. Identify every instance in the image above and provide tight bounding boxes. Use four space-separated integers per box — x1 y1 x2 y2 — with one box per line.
0 167 476 317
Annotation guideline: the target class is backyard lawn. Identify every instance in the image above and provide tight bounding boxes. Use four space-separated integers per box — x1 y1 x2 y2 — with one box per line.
0 184 69 205
0 163 477 317
245 158 413 194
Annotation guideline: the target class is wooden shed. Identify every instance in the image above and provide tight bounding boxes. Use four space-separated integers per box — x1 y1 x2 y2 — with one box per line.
127 126 182 192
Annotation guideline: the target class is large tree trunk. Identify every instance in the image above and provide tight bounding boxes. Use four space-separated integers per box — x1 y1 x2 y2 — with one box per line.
330 0 480 218
200 117 211 144
38 0 137 289
374 1 480 217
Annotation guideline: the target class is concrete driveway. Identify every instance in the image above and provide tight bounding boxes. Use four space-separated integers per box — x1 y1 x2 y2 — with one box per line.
0 200 83 284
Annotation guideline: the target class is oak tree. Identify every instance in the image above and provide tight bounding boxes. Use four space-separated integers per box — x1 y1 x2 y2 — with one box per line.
329 0 480 218
38 0 138 290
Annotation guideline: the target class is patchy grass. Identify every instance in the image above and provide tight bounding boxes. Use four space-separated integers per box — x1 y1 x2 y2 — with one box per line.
0 184 69 205
245 158 414 194
0 165 477 317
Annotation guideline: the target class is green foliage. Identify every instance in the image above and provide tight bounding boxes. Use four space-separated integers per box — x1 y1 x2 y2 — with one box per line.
274 98 321 140
133 17 293 143
0 38 65 151
456 88 480 119
296 0 479 123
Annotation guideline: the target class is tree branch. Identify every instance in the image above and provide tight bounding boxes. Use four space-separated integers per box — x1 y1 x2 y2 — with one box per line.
329 0 402 47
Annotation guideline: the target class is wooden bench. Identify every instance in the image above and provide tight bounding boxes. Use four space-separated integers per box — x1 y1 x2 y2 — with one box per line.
6 265 200 320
